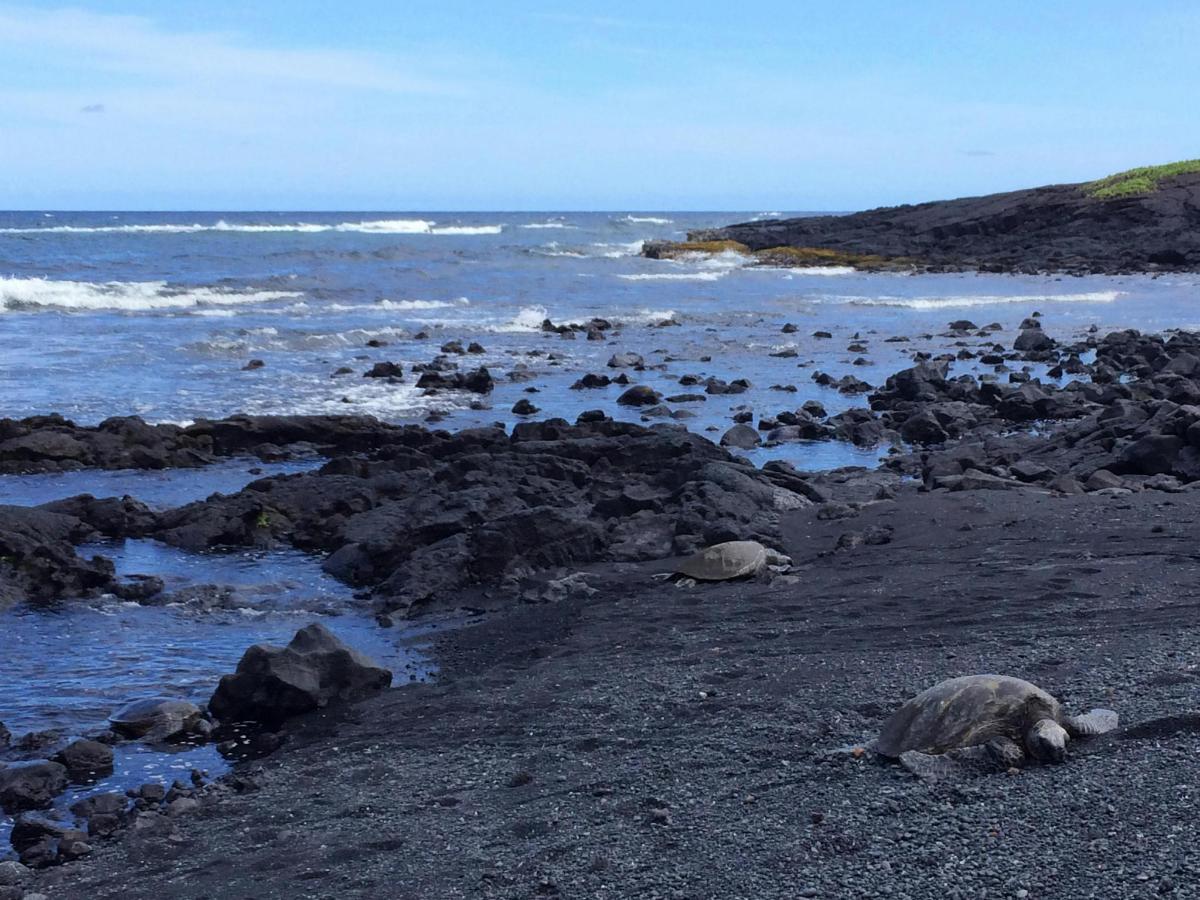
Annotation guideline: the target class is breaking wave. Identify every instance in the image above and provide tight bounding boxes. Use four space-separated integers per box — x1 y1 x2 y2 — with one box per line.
616 215 673 225
617 271 728 282
782 266 858 277
842 290 1124 310
592 241 645 258
0 277 301 313
0 219 504 236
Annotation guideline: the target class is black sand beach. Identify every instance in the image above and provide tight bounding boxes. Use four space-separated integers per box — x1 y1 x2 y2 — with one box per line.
35 485 1200 899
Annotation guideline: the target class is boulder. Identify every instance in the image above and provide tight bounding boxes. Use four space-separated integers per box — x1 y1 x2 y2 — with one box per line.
607 352 644 368
1085 469 1125 492
208 623 393 728
68 791 127 820
1014 329 1056 353
571 374 611 390
363 362 404 379
1115 433 1184 476
720 425 761 450
0 761 69 813
52 739 114 780
415 367 494 394
616 385 662 407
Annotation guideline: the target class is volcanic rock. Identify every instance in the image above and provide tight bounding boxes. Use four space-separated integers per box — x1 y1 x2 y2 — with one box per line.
209 623 393 728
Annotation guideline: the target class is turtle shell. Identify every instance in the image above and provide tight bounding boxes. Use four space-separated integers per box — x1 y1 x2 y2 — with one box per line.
109 697 201 739
875 675 1061 757
674 541 768 581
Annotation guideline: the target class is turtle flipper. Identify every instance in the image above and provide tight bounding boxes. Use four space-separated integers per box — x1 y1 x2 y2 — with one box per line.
1064 708 1119 737
142 724 170 744
900 744 1004 779
898 750 963 779
984 736 1026 769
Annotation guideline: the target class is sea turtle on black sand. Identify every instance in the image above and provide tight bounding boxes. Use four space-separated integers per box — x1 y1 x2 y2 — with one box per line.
873 674 1118 778
655 540 792 588
110 697 209 743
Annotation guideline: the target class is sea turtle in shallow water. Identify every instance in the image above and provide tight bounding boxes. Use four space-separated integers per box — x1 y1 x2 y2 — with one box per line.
109 698 207 743
656 540 792 588
874 674 1118 777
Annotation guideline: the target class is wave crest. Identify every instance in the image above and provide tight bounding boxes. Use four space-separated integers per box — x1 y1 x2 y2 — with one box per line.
843 290 1123 309
0 219 505 236
0 277 301 313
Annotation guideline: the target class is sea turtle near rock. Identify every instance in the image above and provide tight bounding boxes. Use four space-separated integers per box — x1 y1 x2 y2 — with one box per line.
109 698 209 744
873 674 1118 778
654 540 792 588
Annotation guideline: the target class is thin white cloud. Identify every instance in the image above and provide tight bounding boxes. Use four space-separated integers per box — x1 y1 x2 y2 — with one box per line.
0 5 466 96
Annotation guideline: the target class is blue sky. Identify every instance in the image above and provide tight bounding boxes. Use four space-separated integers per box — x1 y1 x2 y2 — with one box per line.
1 1 1197 210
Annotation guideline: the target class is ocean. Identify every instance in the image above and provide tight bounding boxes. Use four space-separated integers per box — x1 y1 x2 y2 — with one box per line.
4 210 1194 467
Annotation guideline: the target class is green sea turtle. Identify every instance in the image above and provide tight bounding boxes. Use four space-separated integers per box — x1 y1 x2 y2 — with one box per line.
874 674 1118 777
656 540 792 588
109 698 207 743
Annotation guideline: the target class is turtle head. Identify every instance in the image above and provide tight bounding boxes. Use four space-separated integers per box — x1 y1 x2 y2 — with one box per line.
1027 718 1070 763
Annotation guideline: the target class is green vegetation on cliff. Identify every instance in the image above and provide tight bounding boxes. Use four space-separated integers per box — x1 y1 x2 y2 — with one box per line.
1086 159 1200 200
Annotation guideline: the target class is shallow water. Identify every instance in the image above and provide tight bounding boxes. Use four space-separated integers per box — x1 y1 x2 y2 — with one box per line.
0 458 320 509
0 530 447 857
3 210 1196 472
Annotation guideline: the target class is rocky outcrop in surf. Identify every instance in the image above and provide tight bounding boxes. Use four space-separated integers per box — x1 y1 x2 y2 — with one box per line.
651 162 1200 274
141 419 814 617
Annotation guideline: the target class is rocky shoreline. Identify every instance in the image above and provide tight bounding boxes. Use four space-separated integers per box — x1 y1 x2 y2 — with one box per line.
29 485 1200 899
8 321 1200 896
646 167 1200 274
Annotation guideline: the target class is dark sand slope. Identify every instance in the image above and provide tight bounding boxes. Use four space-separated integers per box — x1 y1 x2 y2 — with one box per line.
45 487 1200 899
659 162 1200 274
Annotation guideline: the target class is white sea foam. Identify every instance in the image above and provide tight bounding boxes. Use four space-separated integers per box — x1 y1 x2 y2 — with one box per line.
782 266 858 277
592 241 645 258
0 276 301 313
428 224 504 235
377 297 470 310
493 305 553 331
621 308 678 324
335 220 434 234
617 215 673 225
842 290 1123 310
238 379 451 420
617 271 728 282
323 297 471 313
690 249 751 269
189 324 423 355
0 218 504 236
520 221 576 230
530 242 587 258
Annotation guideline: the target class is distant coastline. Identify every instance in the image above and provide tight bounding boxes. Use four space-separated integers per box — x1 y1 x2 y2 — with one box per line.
645 161 1200 275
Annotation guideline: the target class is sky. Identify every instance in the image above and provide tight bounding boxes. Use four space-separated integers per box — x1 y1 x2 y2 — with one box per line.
1 1 1198 211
